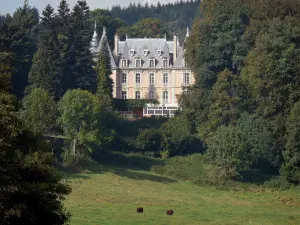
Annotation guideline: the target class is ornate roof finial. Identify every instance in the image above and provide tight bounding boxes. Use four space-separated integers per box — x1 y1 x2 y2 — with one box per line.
126 33 128 40
164 33 167 40
102 26 106 36
186 26 190 37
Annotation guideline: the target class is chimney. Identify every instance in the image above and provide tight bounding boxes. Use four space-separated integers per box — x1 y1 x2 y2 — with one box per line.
173 34 177 63
114 33 119 56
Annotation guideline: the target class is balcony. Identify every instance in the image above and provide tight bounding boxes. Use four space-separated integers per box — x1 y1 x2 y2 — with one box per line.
181 82 190 87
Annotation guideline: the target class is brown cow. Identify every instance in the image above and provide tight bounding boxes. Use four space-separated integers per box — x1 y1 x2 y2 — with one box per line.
136 207 143 213
166 210 174 215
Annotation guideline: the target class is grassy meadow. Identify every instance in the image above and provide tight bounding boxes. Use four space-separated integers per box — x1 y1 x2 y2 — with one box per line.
62 154 300 225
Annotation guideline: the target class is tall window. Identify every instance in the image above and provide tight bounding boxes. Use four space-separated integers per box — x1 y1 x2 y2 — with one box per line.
184 73 190 85
135 91 140 99
163 73 168 85
136 73 141 84
121 59 127 67
149 91 155 99
122 91 127 99
149 59 155 68
149 73 155 85
163 58 169 67
163 91 168 103
122 73 127 84
135 59 141 67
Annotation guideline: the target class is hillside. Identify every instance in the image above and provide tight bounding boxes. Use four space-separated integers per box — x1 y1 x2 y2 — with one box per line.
63 154 300 225
110 0 201 42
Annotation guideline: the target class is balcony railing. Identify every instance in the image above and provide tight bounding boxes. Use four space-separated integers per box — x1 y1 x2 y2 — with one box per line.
182 82 190 87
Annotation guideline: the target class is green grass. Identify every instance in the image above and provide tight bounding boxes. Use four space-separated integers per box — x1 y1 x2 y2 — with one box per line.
63 155 300 225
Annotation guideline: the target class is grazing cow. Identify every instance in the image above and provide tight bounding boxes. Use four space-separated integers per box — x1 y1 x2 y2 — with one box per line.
136 207 143 213
166 210 174 215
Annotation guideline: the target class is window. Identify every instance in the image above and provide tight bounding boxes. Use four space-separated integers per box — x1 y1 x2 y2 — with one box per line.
122 73 127 84
135 91 141 99
136 73 141 84
149 91 155 99
184 73 190 85
163 91 168 103
149 58 155 68
163 73 168 85
149 73 155 85
143 49 149 56
122 91 127 99
121 59 127 67
163 59 169 67
135 59 141 67
157 49 162 56
129 49 134 56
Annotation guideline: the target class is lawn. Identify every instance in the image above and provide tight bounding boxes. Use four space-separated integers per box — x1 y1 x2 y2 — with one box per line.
63 156 300 225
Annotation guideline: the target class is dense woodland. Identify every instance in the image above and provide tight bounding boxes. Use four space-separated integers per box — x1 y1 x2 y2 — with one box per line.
1 0 300 224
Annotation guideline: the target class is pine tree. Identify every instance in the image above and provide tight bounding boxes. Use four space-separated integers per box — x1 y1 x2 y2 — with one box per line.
0 4 39 99
0 24 71 224
95 27 113 108
66 0 96 92
28 5 64 100
56 0 71 94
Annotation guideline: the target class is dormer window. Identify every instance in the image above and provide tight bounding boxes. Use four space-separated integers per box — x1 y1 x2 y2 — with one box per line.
157 49 162 56
129 49 135 56
135 58 141 67
143 49 149 56
163 58 169 67
121 59 127 67
149 58 155 68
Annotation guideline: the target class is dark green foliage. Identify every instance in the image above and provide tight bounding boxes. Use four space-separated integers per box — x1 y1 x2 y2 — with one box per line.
113 99 159 111
90 9 126 49
0 35 71 224
117 18 170 40
95 31 113 108
20 88 58 135
28 5 64 100
0 52 12 93
134 128 162 154
281 101 300 184
0 93 71 225
66 0 96 93
110 0 201 42
0 6 38 99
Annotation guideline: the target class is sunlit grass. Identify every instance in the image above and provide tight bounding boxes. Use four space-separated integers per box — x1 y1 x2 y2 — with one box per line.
63 158 300 225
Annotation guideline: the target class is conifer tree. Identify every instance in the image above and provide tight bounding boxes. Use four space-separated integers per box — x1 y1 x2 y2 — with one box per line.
95 27 113 108
0 26 71 225
1 3 39 99
67 0 96 92
28 5 64 100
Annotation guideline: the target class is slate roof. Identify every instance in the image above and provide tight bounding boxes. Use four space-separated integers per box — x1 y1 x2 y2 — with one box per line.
115 37 183 68
91 26 117 69
91 26 190 69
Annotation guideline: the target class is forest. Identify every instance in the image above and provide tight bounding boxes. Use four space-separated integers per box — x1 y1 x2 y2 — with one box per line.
1 0 300 224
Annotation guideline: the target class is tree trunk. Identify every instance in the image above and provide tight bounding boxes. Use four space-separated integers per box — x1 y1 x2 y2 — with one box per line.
72 138 77 156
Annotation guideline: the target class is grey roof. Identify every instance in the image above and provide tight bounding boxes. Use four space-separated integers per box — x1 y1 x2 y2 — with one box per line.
116 37 184 68
91 26 117 69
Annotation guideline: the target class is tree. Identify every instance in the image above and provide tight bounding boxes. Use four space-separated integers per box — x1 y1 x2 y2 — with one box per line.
117 18 170 39
28 5 64 100
0 33 71 224
95 28 113 108
58 89 102 156
66 0 96 92
0 92 71 225
10 5 39 99
281 101 300 184
204 69 247 139
20 88 58 136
